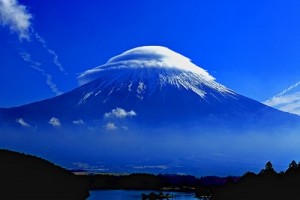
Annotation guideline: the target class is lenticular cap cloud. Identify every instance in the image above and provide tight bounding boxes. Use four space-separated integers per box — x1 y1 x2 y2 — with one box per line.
78 46 215 85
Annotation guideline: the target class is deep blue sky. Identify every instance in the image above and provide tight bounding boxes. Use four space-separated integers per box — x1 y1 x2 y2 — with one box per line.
1 0 300 107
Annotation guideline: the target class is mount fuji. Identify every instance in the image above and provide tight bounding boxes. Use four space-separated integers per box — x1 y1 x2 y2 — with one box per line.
1 46 300 175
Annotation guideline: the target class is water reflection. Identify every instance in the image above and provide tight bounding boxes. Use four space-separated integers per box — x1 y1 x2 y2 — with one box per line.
88 190 201 200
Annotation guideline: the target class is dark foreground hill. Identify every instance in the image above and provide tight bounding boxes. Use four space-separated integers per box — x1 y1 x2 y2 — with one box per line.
211 161 300 200
0 149 89 199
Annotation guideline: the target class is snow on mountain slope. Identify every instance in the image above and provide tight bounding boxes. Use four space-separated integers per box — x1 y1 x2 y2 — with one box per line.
1 46 300 176
77 46 234 98
0 46 299 130
78 46 214 84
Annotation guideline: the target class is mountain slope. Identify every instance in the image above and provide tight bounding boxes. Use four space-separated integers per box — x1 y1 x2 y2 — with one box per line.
0 46 299 130
1 46 300 176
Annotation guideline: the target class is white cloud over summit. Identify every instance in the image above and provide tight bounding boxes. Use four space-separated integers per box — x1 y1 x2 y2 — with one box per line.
78 46 214 85
0 0 32 40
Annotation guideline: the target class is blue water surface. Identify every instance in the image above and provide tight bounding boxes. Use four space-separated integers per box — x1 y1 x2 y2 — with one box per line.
88 190 201 200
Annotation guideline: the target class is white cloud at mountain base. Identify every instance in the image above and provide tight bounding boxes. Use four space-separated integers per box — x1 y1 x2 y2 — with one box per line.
104 122 118 130
104 107 136 119
16 118 31 127
49 117 61 127
73 119 85 125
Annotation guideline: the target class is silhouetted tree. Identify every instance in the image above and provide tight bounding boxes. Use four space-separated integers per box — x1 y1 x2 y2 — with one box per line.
278 171 285 176
286 160 300 175
289 160 297 169
259 161 276 175
297 161 300 169
212 160 300 200
266 161 273 171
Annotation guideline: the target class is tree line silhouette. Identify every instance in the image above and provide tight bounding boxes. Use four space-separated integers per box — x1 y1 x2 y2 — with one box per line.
211 160 300 200
4 148 300 199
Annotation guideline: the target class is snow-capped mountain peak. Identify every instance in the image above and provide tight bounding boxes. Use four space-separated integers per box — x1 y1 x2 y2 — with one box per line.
78 46 214 84
2 46 300 176
2 45 295 129
107 46 214 79
77 46 234 101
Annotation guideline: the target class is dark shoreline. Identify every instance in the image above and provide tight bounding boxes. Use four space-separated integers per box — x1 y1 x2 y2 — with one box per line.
0 149 90 200
0 148 231 199
3 148 300 199
77 172 235 199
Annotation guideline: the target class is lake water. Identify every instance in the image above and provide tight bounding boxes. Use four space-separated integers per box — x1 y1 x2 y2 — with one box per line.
88 190 201 200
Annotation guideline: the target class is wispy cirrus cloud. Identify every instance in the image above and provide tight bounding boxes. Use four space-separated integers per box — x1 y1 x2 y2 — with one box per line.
104 107 136 119
264 81 300 115
0 0 32 40
20 52 62 95
1 0 67 96
35 32 67 74
276 81 300 97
